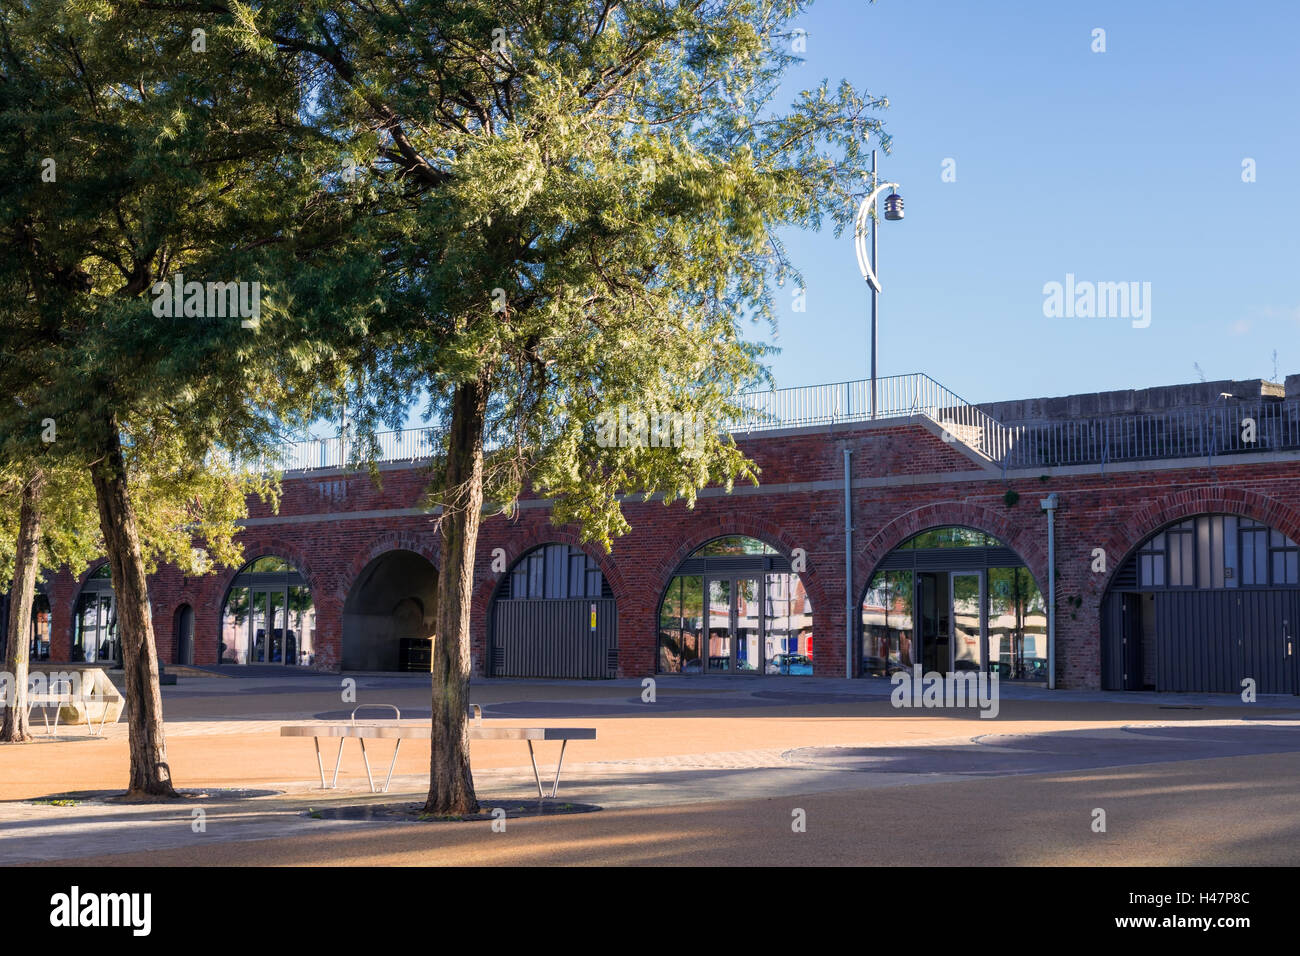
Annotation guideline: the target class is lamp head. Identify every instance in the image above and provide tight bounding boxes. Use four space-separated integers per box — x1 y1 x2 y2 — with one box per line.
884 191 904 221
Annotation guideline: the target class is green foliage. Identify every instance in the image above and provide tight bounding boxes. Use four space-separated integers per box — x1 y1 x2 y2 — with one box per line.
0 0 331 583
236 0 889 549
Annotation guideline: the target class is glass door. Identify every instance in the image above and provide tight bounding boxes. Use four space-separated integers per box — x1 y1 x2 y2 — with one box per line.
704 576 765 673
100 595 119 665
268 589 286 662
916 573 947 674
75 593 118 664
733 577 761 672
251 589 269 663
707 579 732 672
950 571 984 672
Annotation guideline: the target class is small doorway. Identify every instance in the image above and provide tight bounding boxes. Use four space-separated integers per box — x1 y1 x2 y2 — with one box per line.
916 573 947 673
174 605 195 666
914 571 985 672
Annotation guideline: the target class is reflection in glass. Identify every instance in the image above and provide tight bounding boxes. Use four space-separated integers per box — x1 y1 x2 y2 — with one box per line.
658 576 703 674
220 577 315 667
987 568 1046 680
763 573 813 674
707 579 731 671
73 593 118 665
289 586 315 666
734 577 760 672
656 538 813 675
950 573 982 671
695 536 777 556
29 593 51 662
222 586 251 664
861 570 913 677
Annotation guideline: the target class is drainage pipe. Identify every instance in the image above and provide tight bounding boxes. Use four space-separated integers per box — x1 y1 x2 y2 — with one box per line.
1040 493 1059 689
844 448 854 679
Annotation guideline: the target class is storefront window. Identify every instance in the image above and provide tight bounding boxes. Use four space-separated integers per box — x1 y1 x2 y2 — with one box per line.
220 557 315 665
861 570 913 676
657 537 812 675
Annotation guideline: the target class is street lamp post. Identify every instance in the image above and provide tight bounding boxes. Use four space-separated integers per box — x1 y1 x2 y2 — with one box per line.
854 149 904 419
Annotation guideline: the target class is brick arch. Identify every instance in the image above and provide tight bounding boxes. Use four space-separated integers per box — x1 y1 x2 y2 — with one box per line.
647 517 830 624
338 532 441 604
204 536 327 667
73 559 111 592
211 536 323 606
857 501 1050 599
470 525 626 622
1096 486 1300 597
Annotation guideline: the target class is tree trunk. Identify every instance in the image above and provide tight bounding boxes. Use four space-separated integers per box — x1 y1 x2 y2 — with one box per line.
1 468 45 743
90 425 177 798
423 374 488 815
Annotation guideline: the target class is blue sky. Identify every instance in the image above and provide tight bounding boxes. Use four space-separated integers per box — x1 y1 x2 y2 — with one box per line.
757 0 1300 403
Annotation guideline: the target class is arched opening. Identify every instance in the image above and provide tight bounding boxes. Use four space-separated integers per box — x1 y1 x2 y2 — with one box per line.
657 535 813 675
73 564 119 665
342 550 438 671
490 543 616 678
861 526 1044 680
174 604 195 666
220 556 315 666
1102 514 1300 693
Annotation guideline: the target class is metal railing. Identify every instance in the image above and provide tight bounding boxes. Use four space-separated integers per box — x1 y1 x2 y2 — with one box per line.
245 427 440 473
248 376 1300 474
729 373 1014 461
1003 399 1300 469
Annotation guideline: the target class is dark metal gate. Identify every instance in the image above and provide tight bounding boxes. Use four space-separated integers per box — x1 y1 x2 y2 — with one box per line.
1106 590 1298 693
490 597 618 679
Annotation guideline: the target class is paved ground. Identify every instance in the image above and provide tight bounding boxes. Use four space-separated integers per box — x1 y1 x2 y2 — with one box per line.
2 673 1298 865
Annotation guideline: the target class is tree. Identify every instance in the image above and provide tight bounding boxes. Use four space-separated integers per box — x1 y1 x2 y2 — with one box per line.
0 0 336 792
0 461 102 742
224 0 887 813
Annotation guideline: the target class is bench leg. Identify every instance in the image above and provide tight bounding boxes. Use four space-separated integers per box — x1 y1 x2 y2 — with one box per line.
359 738 377 793
526 740 545 799
330 737 346 788
381 740 402 794
549 740 569 799
313 737 328 789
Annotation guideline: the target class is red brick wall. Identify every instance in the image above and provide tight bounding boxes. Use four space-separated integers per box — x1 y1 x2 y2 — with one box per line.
26 422 1300 689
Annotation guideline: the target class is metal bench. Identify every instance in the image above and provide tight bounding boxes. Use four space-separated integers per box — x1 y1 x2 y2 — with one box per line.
11 679 118 738
280 704 596 797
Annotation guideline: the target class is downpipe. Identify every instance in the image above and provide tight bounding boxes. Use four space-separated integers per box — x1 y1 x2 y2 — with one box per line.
1040 493 1059 689
844 448 854 679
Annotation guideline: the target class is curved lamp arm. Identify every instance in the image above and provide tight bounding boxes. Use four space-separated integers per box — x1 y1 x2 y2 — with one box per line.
854 181 899 293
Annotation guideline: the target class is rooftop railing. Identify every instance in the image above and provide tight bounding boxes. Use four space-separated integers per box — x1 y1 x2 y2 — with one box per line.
251 375 1300 474
1003 399 1300 469
728 372 1015 461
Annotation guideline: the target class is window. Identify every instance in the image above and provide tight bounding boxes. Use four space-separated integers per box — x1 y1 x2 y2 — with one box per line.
1127 515 1300 590
221 556 315 665
657 536 811 675
505 544 606 600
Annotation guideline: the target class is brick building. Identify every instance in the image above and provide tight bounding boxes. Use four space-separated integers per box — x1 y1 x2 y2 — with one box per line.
8 372 1300 693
